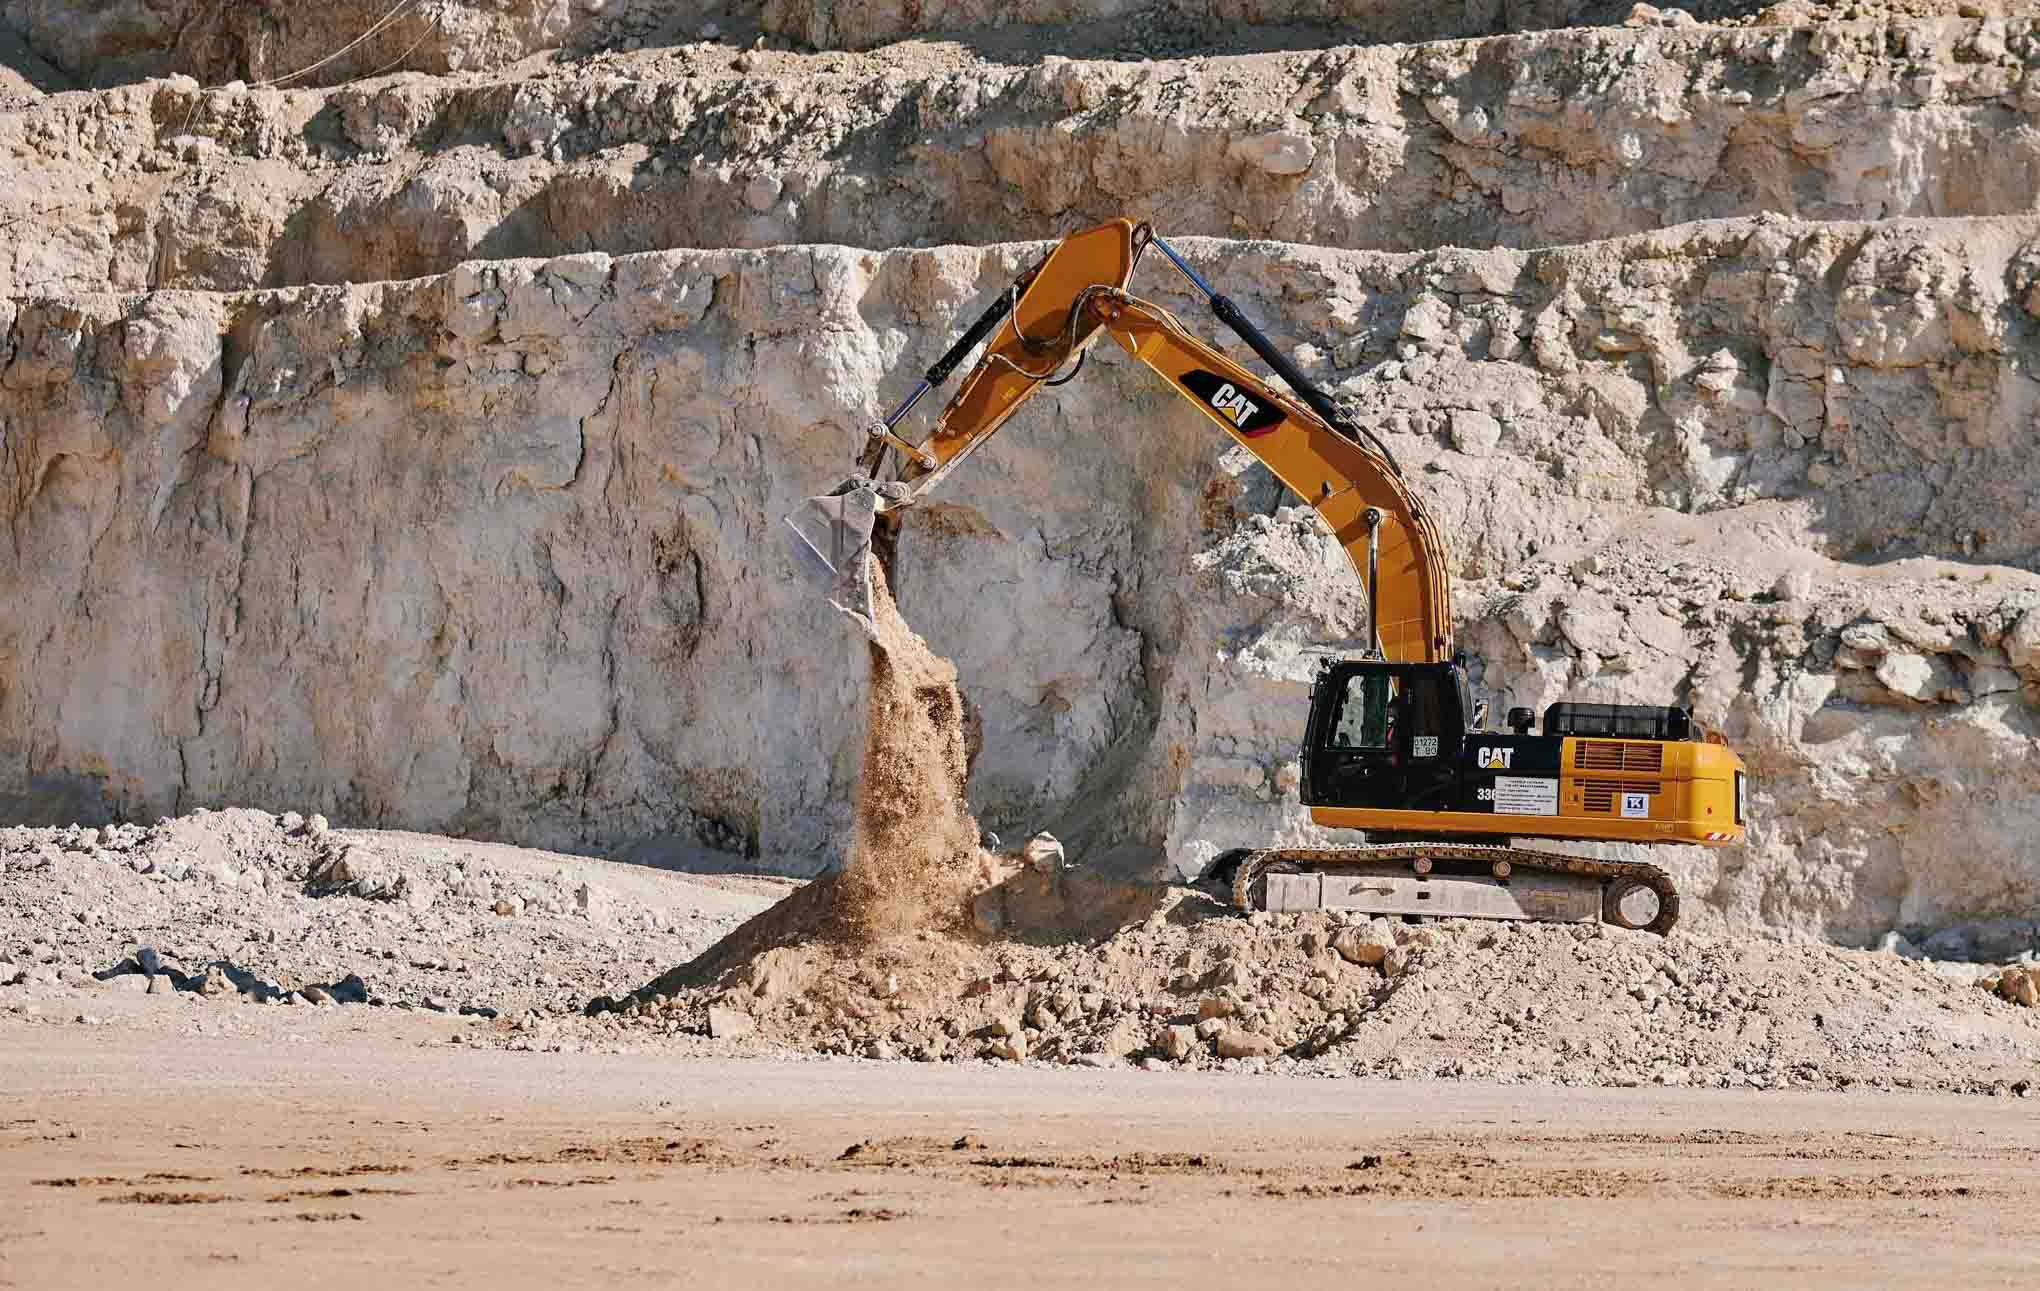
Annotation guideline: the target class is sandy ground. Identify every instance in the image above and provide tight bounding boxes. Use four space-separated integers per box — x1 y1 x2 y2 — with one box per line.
5 1006 2038 1289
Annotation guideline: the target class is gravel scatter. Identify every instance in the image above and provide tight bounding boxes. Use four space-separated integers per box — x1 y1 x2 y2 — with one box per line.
0 809 787 1020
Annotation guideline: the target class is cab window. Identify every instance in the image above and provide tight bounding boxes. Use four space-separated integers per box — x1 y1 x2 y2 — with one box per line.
1328 672 1396 749
1405 675 1444 740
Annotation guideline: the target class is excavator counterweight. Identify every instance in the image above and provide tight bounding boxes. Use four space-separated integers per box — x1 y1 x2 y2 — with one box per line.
786 219 1749 934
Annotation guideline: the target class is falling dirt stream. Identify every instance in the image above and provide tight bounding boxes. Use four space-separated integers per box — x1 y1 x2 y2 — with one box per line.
829 557 985 942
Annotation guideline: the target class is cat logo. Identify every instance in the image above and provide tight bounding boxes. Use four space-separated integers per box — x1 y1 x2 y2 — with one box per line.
1207 382 1260 429
1475 746 1514 771
1177 370 1285 436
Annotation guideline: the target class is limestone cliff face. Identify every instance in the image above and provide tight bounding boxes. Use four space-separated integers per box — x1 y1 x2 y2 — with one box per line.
3 19 2035 295
0 0 1802 86
4 213 2038 952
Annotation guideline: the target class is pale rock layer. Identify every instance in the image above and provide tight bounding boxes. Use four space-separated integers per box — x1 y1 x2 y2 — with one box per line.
1 19 2035 294
4 215 2039 953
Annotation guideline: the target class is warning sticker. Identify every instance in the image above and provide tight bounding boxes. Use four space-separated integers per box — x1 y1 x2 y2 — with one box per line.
1411 736 1439 759
1492 776 1558 816
1621 791 1650 819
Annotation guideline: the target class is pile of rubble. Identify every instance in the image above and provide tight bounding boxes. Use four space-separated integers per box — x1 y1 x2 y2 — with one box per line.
594 875 2040 1093
0 808 783 1018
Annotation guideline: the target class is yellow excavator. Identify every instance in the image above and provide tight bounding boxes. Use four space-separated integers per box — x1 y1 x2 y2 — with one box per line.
787 219 1747 934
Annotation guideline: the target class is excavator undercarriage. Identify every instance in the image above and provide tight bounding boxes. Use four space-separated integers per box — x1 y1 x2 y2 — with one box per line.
1223 843 1680 934
785 217 1747 936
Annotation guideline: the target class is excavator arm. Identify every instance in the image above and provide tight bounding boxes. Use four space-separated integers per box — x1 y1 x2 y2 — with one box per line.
787 218 1452 663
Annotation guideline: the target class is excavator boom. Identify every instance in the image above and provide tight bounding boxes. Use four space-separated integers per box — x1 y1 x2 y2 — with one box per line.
1083 288 1450 663
786 219 1450 661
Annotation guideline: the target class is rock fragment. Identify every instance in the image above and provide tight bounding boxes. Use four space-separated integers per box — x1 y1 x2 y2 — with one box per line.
1021 833 1065 874
988 1034 1027 1061
1155 1024 1198 1061
1877 931 1922 959
1997 966 2040 1008
1449 409 1503 456
1331 926 1393 967
575 882 611 924
1214 1030 1279 1059
970 889 1006 936
1875 654 1938 702
1773 570 1814 602
1228 128 1315 176
708 1005 757 1038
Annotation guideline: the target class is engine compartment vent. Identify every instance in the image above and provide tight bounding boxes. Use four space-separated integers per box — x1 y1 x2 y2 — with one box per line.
1581 779 1658 813
1576 741 1665 773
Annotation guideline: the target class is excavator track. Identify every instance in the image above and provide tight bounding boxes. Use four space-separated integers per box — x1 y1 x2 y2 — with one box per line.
1228 842 1680 936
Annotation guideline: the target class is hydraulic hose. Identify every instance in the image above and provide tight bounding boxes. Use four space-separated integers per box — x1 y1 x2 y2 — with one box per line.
1208 293 1401 478
927 287 1017 386
1147 231 1402 477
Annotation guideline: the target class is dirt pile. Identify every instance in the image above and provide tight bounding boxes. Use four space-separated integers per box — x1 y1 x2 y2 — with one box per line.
601 890 2040 1092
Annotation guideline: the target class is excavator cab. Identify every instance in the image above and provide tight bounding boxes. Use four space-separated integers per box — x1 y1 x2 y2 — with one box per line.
1300 651 1744 857
1300 660 1471 814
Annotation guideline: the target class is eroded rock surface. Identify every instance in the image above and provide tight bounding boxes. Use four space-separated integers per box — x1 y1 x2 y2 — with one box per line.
0 0 1815 87
3 17 2038 294
3 212 2039 949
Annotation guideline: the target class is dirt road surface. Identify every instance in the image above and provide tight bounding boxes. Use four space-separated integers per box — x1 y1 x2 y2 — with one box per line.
5 1011 2037 1289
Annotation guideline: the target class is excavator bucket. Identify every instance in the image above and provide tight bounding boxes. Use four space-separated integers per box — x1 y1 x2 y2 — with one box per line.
783 477 884 634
